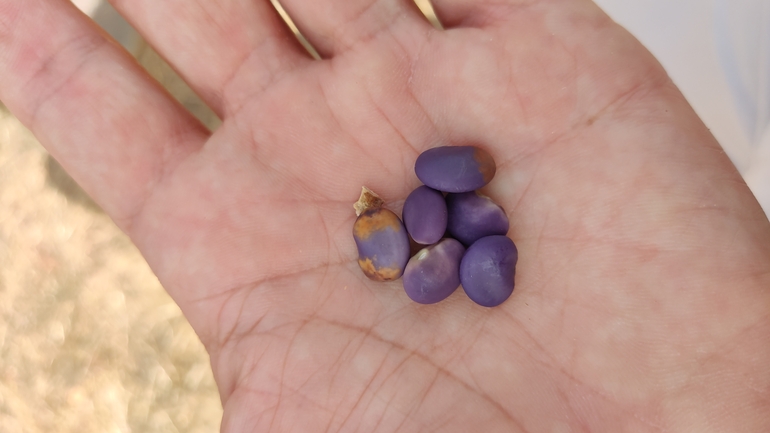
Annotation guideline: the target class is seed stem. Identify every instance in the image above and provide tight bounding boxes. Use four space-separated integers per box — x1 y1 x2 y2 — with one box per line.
354 186 384 216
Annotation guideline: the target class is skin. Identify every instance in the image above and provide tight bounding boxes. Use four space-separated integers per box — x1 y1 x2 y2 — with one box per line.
0 0 768 431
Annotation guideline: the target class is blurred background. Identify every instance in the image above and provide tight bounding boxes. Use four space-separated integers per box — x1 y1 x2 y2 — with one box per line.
594 0 770 214
1 0 768 432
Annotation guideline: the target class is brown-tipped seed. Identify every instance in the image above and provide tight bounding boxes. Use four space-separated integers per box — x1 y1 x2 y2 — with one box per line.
415 146 496 193
353 208 411 281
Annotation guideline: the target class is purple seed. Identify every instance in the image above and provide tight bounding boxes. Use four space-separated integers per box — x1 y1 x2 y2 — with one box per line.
446 192 509 246
402 186 448 245
460 236 518 307
403 238 465 304
353 208 411 282
415 146 496 193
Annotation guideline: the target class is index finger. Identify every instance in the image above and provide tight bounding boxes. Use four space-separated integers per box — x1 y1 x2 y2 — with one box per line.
0 0 208 230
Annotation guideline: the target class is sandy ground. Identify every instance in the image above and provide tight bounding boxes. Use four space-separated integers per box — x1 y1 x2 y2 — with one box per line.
0 39 222 433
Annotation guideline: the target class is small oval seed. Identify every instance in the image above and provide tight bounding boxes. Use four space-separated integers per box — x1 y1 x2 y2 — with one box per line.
415 146 496 193
403 238 465 304
446 192 509 246
402 186 448 245
460 236 518 307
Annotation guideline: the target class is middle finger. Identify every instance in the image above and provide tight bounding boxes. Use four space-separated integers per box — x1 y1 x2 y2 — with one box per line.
278 0 434 57
108 0 311 117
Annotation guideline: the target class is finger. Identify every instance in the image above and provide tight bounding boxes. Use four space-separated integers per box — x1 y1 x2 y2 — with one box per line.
277 0 433 57
107 0 312 117
0 0 207 229
428 0 542 28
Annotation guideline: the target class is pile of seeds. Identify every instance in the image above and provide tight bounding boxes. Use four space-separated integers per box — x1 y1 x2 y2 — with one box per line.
353 146 517 307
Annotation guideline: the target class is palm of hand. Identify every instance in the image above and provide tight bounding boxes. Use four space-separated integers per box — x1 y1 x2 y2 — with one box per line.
3 0 770 431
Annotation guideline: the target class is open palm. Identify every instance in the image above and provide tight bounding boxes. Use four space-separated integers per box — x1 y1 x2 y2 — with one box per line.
3 0 770 431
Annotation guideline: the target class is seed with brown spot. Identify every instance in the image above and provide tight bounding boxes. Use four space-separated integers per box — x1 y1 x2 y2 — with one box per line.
415 146 496 193
353 208 410 282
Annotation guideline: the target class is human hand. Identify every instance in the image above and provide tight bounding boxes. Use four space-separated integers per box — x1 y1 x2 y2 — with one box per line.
1 0 769 431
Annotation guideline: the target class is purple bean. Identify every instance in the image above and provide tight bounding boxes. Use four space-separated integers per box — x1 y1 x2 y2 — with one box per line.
415 146 496 193
403 238 465 304
446 192 509 246
353 208 410 281
460 236 517 307
402 186 447 245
